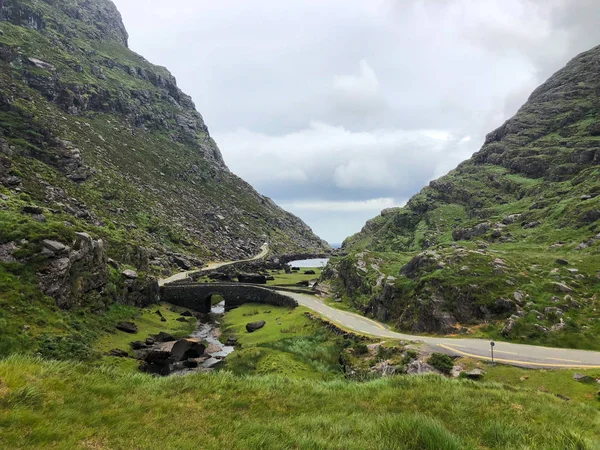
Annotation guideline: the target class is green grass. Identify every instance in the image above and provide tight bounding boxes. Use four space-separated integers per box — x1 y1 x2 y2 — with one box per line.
456 358 600 407
221 304 344 379
266 267 323 286
92 303 196 371
1 356 599 449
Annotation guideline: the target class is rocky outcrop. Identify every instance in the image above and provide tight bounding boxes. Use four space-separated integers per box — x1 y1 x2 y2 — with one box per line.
36 232 109 308
343 45 600 254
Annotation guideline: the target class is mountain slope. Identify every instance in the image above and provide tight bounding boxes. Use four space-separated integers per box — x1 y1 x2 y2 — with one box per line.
0 0 328 357
330 45 600 348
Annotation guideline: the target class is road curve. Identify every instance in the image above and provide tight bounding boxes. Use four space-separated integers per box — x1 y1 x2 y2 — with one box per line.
158 243 269 286
279 291 600 369
160 247 600 369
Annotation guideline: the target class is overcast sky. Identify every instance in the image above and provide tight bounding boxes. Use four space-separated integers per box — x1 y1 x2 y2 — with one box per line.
113 0 600 243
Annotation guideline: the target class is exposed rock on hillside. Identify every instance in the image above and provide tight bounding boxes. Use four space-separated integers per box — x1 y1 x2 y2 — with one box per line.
329 44 600 346
0 0 328 315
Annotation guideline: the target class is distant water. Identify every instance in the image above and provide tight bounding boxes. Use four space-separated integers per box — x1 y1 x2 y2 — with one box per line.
289 258 329 268
329 243 342 249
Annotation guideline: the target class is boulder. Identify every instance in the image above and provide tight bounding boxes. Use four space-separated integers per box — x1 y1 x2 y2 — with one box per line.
22 205 44 214
246 320 266 333
502 214 522 225
145 338 155 346
176 317 188 322
465 368 485 379
154 331 175 342
304 270 316 275
116 321 138 334
145 349 171 364
208 272 232 281
553 282 573 293
180 311 193 317
523 221 541 229
555 258 569 265
405 360 436 375
225 336 238 346
122 269 138 279
170 339 206 361
573 373 594 383
172 255 192 270
41 239 67 254
237 273 267 284
130 341 146 350
108 348 129 357
373 361 396 377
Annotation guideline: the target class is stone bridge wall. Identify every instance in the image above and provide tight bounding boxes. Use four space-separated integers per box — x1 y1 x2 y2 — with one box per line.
160 282 298 313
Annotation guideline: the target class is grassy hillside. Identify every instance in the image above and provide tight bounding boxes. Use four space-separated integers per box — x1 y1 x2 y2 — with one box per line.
0 0 328 356
1 356 599 449
329 45 600 345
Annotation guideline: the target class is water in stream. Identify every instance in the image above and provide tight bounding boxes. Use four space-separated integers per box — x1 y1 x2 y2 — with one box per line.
171 301 234 376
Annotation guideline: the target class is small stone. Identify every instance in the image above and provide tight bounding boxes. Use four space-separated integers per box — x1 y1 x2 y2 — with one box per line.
553 282 573 293
573 373 593 383
160 317 167 322
176 317 188 322
180 311 193 317
555 258 569 265
246 320 266 333
145 338 155 346
567 268 579 274
108 349 129 358
122 269 138 279
465 368 485 379
41 239 67 254
520 376 529 381
22 205 43 214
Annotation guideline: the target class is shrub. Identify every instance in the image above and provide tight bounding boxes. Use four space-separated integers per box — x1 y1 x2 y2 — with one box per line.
427 353 454 374
352 342 369 355
402 349 418 365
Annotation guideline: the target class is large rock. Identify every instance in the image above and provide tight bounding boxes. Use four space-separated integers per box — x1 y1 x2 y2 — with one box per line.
154 331 175 342
170 339 206 361
116 321 138 334
237 273 267 284
246 320 266 332
452 222 490 241
405 360 436 375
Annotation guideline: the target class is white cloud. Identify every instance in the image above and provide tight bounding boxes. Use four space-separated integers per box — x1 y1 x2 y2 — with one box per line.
112 0 600 241
281 198 398 212
332 60 386 116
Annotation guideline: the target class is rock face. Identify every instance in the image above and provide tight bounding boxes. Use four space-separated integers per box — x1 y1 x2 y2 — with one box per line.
344 44 600 253
327 43 600 338
0 0 329 320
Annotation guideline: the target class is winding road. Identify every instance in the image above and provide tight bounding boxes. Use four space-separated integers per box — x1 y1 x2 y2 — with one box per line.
161 245 600 369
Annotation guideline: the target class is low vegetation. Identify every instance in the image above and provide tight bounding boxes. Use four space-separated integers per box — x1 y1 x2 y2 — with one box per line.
1 355 599 449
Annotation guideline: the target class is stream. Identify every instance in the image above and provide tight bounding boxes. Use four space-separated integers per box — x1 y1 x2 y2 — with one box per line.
170 301 235 376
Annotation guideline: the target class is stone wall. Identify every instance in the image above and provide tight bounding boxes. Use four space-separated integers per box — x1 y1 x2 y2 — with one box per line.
160 282 298 313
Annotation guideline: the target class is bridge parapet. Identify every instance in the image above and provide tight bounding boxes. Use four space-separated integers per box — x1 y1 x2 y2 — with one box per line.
160 282 298 313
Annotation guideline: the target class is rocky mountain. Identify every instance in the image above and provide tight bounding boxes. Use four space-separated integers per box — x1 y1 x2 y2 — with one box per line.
0 0 328 354
327 45 600 349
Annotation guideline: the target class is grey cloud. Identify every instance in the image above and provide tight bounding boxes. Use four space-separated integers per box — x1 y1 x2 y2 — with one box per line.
113 0 600 242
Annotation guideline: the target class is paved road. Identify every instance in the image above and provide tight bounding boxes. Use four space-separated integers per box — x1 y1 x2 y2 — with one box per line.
158 243 269 286
160 247 600 368
280 291 600 369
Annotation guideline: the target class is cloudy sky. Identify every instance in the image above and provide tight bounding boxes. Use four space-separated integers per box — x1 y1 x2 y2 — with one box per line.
113 0 600 243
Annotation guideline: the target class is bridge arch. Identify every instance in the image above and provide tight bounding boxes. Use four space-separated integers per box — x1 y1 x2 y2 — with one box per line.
159 282 298 313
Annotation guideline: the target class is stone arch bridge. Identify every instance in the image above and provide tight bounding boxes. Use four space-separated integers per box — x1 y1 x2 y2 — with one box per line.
159 282 298 313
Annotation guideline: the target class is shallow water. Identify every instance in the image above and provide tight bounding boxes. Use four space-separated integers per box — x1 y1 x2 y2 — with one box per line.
288 258 330 268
